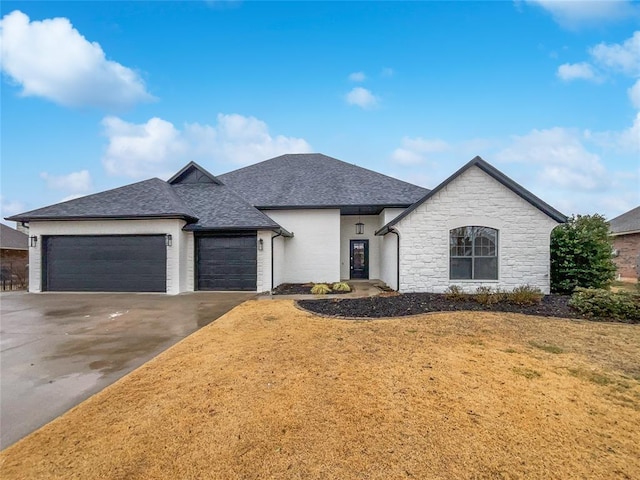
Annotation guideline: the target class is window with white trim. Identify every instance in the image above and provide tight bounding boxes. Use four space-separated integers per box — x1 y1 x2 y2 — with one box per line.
449 226 498 280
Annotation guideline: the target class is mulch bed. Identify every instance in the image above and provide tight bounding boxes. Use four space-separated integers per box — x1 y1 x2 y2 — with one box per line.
299 293 588 319
272 283 352 295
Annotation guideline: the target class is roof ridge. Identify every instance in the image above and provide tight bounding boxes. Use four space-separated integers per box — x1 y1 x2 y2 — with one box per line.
162 180 199 219
218 152 428 190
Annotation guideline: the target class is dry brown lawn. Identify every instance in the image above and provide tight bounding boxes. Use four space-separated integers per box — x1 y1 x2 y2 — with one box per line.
2 300 639 479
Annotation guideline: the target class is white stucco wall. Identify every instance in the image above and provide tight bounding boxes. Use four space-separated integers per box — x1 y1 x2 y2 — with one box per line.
378 208 405 290
256 230 272 292
393 167 560 294
380 232 399 290
272 233 286 289
185 232 195 292
265 209 340 284
339 215 381 280
27 219 189 294
382 208 406 225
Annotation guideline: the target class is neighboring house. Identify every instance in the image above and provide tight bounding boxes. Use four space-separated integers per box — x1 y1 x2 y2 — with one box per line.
6 154 566 294
0 223 29 290
609 206 640 281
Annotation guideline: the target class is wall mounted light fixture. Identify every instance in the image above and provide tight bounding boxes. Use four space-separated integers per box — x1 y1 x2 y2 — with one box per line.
30 236 38 248
165 234 172 247
258 238 264 251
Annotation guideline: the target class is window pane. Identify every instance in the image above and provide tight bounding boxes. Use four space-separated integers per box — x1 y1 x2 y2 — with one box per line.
474 227 497 256
450 228 472 256
474 257 498 279
450 226 498 280
450 258 472 279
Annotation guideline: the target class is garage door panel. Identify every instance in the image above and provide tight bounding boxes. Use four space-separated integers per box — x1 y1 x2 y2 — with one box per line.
197 234 256 291
43 235 166 292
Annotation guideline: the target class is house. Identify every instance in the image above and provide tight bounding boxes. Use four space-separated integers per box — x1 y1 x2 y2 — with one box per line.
609 206 640 281
0 223 29 290
6 154 566 294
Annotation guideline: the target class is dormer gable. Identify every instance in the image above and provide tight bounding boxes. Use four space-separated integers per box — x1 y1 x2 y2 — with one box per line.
168 161 223 185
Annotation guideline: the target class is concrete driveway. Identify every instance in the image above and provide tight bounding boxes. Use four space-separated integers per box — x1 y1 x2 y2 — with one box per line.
0 291 254 449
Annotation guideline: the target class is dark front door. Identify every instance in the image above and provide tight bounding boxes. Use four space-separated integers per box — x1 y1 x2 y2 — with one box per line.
42 235 167 292
196 234 257 291
350 239 369 279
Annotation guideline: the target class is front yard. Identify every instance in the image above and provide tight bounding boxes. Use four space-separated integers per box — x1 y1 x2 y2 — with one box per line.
1 300 639 479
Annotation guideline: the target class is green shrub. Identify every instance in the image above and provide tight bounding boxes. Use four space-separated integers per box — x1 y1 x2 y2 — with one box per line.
551 214 616 294
310 283 332 295
569 288 640 323
332 282 351 292
444 285 466 300
508 285 543 305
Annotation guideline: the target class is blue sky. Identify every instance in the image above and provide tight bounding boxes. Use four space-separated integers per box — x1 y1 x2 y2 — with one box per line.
1 1 639 224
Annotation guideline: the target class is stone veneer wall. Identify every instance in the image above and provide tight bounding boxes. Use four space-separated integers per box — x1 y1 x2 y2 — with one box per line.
393 166 560 294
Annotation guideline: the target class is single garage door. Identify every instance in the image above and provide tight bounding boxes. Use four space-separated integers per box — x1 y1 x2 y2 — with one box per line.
196 234 256 291
43 235 167 292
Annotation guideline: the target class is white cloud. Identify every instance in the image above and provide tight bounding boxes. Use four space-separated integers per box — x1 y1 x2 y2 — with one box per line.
39 170 93 192
102 113 312 178
555 31 640 112
525 0 639 29
628 79 640 109
495 127 609 191
0 10 154 109
345 87 378 109
391 137 449 166
588 112 640 153
381 67 394 77
612 113 640 153
590 31 640 76
59 193 86 203
102 116 187 178
348 71 366 82
0 196 25 223
557 62 599 82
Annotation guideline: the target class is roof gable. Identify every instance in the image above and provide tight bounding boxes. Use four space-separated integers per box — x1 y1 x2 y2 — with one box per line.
218 153 428 210
609 206 640 235
376 156 567 235
168 161 223 185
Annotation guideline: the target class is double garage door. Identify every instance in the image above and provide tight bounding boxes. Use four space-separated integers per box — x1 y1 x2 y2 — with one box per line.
42 233 257 292
43 235 167 292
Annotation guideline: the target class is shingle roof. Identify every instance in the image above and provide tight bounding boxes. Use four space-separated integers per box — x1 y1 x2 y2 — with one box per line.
609 206 640 235
0 224 28 250
172 184 282 231
7 154 425 228
6 178 198 223
218 153 428 210
376 156 567 235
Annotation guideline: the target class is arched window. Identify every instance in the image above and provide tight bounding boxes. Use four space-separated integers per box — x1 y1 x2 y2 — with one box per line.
450 226 498 280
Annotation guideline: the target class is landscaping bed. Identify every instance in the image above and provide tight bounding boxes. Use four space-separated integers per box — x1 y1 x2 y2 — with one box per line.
272 282 352 295
299 293 589 320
